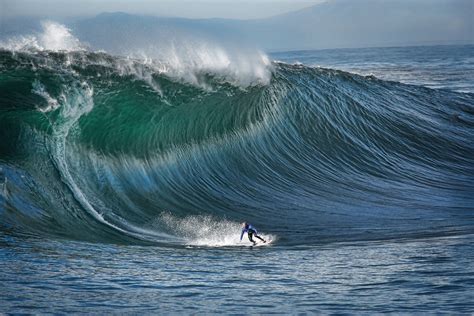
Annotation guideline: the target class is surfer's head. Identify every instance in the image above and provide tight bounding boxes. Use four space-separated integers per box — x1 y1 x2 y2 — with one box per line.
242 222 248 228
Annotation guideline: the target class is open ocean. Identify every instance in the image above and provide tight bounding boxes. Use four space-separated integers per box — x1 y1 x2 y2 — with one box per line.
1 23 473 313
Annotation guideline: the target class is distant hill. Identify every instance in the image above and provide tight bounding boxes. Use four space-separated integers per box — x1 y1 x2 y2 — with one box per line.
254 0 474 50
3 0 473 52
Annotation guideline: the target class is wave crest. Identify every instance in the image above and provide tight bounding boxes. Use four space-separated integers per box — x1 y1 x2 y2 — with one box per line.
0 21 84 52
0 20 271 88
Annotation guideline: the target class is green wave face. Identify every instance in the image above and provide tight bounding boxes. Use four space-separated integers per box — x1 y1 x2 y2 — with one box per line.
0 51 268 157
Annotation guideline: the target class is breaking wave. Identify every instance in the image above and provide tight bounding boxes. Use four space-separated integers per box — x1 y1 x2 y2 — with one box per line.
0 23 473 247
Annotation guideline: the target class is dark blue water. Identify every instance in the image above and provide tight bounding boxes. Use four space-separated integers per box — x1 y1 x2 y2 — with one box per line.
1 41 474 313
2 232 474 313
272 45 474 93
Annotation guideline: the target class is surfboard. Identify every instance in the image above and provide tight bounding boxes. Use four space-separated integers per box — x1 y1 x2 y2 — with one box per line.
250 236 273 247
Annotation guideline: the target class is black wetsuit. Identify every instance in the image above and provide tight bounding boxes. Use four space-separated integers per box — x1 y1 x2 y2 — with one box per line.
240 224 265 244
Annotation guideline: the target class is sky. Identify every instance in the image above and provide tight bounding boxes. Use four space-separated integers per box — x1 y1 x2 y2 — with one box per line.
1 0 326 20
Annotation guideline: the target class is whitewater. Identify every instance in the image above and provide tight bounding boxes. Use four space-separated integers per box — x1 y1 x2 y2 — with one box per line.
1 22 473 313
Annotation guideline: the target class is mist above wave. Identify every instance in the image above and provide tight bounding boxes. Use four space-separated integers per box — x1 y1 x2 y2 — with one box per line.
0 20 272 87
0 21 84 52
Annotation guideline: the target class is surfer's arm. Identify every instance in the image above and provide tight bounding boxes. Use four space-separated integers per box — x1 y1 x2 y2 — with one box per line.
240 229 246 241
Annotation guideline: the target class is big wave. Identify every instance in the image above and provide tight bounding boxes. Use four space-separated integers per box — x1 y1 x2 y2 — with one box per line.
0 23 473 247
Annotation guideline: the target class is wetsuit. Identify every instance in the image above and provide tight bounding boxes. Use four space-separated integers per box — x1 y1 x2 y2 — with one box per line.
240 224 266 244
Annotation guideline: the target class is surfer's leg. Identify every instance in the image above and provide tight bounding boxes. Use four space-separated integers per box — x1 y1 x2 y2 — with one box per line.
255 235 266 243
248 233 256 244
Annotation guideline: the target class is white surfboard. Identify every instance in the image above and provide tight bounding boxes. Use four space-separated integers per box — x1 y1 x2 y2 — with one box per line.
246 235 274 247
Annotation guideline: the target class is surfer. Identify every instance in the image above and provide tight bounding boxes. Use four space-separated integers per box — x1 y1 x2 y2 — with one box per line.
240 222 266 245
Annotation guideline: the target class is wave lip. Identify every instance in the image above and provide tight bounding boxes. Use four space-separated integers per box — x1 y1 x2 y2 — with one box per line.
0 20 272 88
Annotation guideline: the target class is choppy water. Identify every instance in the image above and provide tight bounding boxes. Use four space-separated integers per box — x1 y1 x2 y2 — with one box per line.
1 24 473 313
272 45 474 93
2 233 473 313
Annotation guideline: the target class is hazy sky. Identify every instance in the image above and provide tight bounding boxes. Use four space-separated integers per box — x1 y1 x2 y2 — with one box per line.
2 0 326 19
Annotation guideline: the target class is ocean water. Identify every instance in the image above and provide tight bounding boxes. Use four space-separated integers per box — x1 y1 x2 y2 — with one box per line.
1 24 473 313
272 45 474 93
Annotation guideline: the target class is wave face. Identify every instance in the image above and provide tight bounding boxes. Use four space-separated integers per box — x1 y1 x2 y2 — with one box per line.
1 47 473 247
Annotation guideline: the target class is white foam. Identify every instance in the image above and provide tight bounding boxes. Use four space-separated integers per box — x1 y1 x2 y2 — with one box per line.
0 21 84 52
137 41 272 87
159 213 275 247
38 21 84 51
1 20 272 88
31 80 60 112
